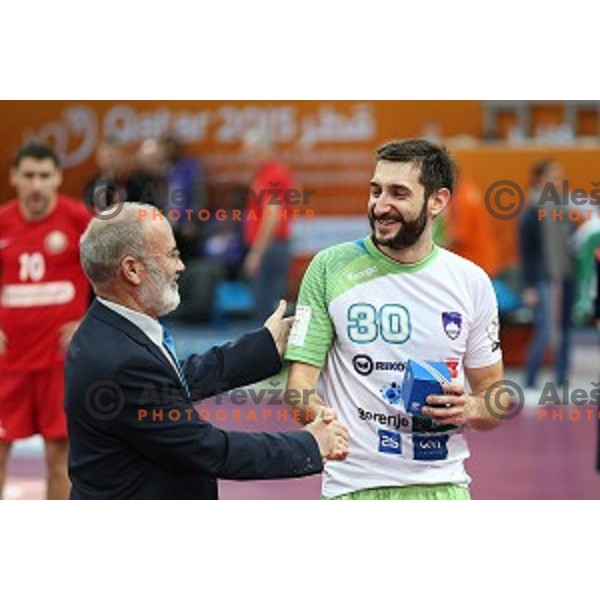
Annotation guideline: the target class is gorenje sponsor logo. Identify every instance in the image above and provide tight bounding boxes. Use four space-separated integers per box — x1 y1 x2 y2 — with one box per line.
357 407 411 431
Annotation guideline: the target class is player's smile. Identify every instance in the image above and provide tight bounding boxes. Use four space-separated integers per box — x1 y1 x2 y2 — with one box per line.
375 215 402 229
369 205 406 237
376 215 400 225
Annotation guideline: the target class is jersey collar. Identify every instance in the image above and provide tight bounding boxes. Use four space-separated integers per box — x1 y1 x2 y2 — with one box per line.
363 236 439 273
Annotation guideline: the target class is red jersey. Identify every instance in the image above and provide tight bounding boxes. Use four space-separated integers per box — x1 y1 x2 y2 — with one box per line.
0 196 91 371
244 160 293 246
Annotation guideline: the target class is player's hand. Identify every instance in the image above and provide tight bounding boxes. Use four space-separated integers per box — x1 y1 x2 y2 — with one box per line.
522 287 538 307
264 300 294 356
304 408 349 461
423 381 475 427
0 329 6 356
59 320 80 353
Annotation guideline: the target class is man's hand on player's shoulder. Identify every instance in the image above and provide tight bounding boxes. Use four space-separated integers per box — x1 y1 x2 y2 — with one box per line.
264 299 294 356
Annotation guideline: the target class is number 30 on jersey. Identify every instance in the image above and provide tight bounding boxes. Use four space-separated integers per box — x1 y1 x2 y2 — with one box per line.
347 303 411 344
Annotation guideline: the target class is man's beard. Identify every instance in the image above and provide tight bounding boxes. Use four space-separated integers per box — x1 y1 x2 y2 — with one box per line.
140 263 181 317
369 198 428 251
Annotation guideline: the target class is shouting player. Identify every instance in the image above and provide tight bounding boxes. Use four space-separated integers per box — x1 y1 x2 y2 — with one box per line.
0 144 91 499
285 139 505 500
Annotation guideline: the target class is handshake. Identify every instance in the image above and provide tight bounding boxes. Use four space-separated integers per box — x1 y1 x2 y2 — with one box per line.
304 408 349 461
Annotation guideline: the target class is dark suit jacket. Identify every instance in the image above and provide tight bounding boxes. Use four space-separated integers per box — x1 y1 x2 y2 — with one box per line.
65 300 322 499
518 203 547 286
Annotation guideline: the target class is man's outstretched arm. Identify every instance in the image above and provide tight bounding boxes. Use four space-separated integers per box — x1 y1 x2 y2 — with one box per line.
183 300 293 399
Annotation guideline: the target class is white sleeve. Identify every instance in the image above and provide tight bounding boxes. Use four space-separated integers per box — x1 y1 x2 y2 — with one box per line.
464 271 502 369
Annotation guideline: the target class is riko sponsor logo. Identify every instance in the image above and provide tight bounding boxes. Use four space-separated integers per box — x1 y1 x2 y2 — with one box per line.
378 429 402 455
352 354 406 377
353 355 374 375
357 407 411 432
412 434 449 461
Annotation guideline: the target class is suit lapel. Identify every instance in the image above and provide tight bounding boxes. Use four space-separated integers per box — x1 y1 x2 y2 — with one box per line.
88 300 188 395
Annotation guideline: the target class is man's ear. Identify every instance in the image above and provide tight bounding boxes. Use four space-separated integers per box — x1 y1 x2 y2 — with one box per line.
121 256 143 286
429 188 451 218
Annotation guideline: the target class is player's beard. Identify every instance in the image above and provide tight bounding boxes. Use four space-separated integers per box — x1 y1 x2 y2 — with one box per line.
140 262 181 317
369 197 429 251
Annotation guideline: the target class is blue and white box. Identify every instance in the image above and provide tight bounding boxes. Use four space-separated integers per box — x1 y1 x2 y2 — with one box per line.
402 360 451 415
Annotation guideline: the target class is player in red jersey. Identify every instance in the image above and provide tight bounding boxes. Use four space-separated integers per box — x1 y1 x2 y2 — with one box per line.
241 130 294 322
0 143 91 499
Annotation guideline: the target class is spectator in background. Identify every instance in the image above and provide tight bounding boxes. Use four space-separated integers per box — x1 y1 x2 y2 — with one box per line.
202 184 247 278
519 160 577 390
125 138 166 210
444 175 499 276
242 130 294 322
84 136 128 212
160 135 205 261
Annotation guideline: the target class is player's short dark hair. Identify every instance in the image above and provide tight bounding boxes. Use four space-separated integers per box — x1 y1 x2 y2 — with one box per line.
13 143 61 168
376 139 456 198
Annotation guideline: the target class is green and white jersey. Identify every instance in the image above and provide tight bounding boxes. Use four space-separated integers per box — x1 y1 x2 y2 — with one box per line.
286 236 502 498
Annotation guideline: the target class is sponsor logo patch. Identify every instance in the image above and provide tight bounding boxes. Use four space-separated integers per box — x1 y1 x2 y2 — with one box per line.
352 355 405 376
380 382 402 406
378 429 402 454
412 434 449 461
289 305 311 347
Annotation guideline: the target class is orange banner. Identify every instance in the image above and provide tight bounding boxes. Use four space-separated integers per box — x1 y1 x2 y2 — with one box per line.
2 101 599 277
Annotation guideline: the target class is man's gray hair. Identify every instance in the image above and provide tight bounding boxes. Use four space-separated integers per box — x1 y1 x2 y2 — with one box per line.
80 203 157 289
